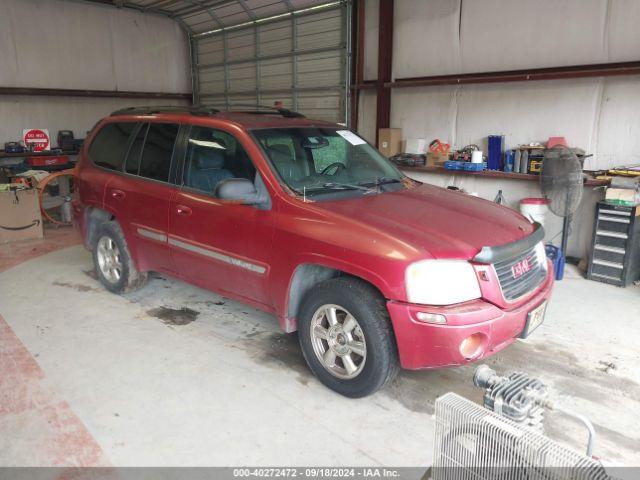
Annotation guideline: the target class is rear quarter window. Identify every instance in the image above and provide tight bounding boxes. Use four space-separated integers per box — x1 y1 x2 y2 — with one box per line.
88 122 137 171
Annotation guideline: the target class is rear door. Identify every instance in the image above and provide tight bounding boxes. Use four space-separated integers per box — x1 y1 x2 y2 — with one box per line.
103 122 181 275
168 125 276 308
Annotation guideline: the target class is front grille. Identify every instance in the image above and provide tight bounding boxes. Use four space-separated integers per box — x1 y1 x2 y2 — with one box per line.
494 245 546 301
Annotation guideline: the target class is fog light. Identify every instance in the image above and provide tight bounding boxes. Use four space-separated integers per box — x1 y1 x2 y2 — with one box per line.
415 312 446 324
459 333 485 359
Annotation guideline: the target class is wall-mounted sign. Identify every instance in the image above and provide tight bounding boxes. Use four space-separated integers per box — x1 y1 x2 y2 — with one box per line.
22 129 50 152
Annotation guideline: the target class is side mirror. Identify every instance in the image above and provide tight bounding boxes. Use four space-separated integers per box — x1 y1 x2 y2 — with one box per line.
215 178 265 205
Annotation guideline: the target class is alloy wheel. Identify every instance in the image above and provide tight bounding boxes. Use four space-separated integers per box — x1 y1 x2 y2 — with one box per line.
310 304 367 379
96 236 123 284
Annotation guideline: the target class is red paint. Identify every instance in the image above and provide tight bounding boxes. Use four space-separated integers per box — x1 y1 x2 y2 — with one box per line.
0 314 106 466
0 226 80 273
520 197 550 205
73 111 554 370
387 269 554 369
25 155 71 167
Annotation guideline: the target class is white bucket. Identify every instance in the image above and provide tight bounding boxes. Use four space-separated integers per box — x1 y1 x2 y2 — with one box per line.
520 198 550 226
471 150 483 163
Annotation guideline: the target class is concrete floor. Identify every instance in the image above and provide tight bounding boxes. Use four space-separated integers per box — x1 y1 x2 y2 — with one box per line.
1 229 640 467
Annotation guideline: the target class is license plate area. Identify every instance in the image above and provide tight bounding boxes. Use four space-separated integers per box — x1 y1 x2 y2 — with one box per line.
520 301 547 338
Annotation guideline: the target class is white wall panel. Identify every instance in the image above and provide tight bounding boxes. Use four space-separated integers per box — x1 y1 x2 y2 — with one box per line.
0 96 185 144
0 0 190 92
607 0 640 61
359 0 640 172
0 0 190 143
393 0 461 79
460 0 608 72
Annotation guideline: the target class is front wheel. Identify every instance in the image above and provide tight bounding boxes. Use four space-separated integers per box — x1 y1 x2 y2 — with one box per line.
298 277 399 398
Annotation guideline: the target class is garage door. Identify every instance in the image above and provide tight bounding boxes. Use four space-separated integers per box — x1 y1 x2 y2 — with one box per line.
194 3 348 123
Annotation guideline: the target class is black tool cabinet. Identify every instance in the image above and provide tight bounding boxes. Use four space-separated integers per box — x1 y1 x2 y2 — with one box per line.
587 201 640 286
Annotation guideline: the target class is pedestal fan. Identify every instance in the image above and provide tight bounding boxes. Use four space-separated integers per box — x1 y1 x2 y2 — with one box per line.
540 146 584 256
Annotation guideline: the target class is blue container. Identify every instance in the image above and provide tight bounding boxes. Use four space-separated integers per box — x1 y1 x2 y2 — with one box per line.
504 150 515 172
444 160 464 170
463 162 485 171
545 244 565 281
487 135 505 170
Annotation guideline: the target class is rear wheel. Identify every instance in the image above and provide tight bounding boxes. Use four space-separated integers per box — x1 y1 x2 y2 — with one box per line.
92 221 147 293
298 277 399 397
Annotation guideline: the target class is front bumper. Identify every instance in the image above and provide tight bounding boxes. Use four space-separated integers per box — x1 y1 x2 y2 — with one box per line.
387 269 554 370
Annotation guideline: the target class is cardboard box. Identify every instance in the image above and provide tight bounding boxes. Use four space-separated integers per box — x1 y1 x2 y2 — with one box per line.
378 128 402 157
403 138 428 155
426 152 450 167
605 188 639 206
0 188 44 243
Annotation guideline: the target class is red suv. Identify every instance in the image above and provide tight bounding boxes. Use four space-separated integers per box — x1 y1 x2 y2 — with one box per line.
73 106 554 397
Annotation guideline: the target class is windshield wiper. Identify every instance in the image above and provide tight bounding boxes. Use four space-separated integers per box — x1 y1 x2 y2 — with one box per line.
305 182 374 193
358 177 402 187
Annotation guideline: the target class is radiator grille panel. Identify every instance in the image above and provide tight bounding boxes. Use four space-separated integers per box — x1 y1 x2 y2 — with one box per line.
494 245 547 301
432 393 610 479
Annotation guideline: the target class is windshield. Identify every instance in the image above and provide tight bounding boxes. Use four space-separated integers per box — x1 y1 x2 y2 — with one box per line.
251 127 405 197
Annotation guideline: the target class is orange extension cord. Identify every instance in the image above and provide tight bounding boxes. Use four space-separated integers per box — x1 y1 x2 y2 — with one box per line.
37 168 76 226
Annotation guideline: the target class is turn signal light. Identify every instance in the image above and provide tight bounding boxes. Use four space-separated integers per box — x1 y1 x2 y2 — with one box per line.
415 312 446 324
459 333 485 359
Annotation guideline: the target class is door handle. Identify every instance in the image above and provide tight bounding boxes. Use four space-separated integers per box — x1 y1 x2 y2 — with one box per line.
111 189 126 200
176 205 192 216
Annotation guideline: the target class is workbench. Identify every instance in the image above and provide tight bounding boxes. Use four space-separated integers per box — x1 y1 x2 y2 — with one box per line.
400 165 610 187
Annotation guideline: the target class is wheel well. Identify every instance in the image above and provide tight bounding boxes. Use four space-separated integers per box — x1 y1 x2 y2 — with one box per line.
286 264 385 332
85 207 114 249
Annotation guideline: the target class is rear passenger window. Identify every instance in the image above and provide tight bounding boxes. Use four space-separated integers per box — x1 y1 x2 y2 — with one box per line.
125 124 147 175
139 124 179 182
89 123 137 171
123 123 179 182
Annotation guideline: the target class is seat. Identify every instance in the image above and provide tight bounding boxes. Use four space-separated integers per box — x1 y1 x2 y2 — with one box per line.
187 147 234 192
267 144 304 182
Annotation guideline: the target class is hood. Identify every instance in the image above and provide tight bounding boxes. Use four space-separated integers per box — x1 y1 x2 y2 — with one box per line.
310 183 536 260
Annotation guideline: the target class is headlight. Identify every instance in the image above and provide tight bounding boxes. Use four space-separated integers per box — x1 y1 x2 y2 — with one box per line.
405 260 481 305
534 242 548 272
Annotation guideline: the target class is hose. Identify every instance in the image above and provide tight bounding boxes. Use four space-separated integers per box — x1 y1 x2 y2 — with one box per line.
37 168 76 226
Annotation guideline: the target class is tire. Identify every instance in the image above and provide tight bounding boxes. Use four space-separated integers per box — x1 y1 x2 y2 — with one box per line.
92 220 147 294
297 277 399 398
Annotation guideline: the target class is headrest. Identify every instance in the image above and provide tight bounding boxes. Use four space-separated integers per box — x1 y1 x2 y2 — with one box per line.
193 148 225 170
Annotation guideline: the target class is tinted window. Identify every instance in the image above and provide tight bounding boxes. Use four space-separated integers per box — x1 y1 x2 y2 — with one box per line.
183 126 256 193
139 123 179 182
124 124 147 175
89 122 137 171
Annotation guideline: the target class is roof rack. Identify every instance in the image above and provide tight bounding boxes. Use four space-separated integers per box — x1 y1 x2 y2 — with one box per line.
214 104 305 119
110 105 219 117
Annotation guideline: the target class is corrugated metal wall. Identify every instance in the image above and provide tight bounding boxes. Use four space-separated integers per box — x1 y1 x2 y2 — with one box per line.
0 0 190 143
195 4 348 123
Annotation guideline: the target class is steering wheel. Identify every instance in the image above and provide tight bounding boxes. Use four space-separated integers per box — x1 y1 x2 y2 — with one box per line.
320 162 346 176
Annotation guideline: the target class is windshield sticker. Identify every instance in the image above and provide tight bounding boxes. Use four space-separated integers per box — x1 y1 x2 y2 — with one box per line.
336 130 366 146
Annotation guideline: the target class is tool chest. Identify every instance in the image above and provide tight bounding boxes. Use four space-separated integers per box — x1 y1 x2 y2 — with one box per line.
587 202 640 286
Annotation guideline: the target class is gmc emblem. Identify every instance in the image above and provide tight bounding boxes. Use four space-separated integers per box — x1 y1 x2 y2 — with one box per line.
511 257 533 279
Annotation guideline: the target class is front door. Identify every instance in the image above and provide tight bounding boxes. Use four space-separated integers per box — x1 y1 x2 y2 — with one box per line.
168 125 276 308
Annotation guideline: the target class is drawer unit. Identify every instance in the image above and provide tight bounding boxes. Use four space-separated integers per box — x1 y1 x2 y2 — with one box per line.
587 202 640 286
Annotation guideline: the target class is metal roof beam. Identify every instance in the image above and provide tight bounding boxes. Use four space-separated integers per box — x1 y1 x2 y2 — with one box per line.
170 0 235 17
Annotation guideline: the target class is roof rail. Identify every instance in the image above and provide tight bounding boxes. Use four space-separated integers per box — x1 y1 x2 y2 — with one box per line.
110 105 219 117
214 104 305 118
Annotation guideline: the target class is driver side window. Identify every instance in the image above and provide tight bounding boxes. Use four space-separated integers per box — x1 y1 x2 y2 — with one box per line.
182 126 256 194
